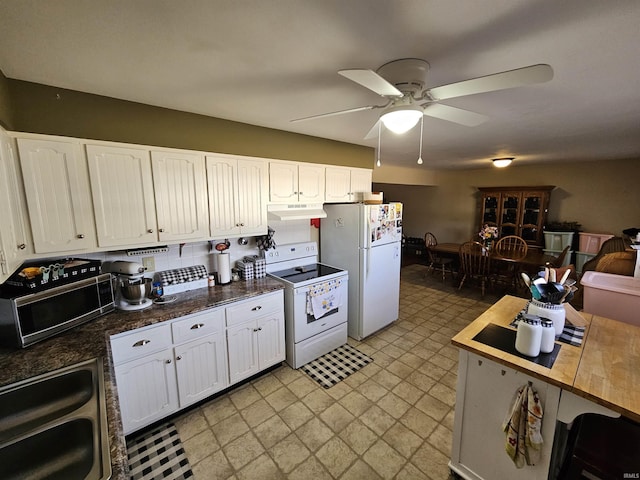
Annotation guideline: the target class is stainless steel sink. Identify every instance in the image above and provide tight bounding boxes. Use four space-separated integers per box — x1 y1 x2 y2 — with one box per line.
0 358 112 480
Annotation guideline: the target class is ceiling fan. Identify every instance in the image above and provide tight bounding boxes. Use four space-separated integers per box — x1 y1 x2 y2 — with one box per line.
292 59 553 137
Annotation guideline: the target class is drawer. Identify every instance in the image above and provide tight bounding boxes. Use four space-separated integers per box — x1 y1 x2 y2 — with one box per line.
171 308 224 344
226 291 283 327
110 323 172 366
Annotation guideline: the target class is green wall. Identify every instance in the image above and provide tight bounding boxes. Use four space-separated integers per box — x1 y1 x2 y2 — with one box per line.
7 79 373 168
0 71 14 130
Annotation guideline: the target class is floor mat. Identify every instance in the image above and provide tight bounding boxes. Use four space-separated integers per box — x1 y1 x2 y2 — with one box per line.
301 344 373 389
127 422 193 480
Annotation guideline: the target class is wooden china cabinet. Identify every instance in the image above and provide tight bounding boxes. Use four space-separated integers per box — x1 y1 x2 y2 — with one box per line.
478 186 554 247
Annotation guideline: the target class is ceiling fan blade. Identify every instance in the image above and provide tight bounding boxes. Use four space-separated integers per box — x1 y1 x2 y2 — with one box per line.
427 64 554 101
422 103 488 127
290 105 377 123
338 69 404 97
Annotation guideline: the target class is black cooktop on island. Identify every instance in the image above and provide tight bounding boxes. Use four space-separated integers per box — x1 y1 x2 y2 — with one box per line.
269 263 344 284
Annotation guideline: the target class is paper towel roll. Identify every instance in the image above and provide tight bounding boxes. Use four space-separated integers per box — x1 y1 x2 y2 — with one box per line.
217 253 231 284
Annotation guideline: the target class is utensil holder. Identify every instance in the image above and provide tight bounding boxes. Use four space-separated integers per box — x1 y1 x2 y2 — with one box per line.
527 300 565 337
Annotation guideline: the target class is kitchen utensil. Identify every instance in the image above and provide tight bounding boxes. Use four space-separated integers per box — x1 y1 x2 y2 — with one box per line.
536 282 566 303
550 268 557 283
521 272 532 288
530 284 542 300
559 269 571 285
120 277 152 304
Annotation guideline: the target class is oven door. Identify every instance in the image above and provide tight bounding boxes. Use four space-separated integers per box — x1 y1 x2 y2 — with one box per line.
291 275 348 343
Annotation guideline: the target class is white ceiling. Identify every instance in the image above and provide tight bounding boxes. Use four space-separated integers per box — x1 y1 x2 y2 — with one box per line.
1 0 639 169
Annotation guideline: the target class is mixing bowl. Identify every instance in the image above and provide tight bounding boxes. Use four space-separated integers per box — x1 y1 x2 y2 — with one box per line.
120 278 152 304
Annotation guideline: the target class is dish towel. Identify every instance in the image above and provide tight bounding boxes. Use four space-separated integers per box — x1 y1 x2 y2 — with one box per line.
502 382 544 468
306 279 343 320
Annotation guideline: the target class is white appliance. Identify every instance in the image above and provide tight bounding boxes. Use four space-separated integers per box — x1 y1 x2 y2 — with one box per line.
321 203 403 340
265 241 349 369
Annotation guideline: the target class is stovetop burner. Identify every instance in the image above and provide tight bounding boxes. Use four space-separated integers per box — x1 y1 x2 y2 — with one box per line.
269 263 343 284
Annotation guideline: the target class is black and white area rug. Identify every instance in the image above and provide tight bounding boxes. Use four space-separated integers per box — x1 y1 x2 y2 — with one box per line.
302 344 373 389
127 422 193 480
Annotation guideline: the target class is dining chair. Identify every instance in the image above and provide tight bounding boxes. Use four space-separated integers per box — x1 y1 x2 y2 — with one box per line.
424 232 454 282
458 241 493 298
493 235 528 293
546 245 571 268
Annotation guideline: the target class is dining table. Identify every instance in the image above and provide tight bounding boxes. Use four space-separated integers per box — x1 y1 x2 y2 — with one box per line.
430 242 559 273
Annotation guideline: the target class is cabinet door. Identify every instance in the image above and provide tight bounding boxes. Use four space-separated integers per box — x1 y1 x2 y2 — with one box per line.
114 349 179 435
236 158 268 236
349 168 372 199
269 161 298 203
325 167 352 203
0 131 30 280
227 321 259 384
86 145 158 247
206 155 241 237
521 191 547 245
480 193 499 226
298 164 326 203
257 313 285 369
174 332 228 408
451 351 560 480
499 191 522 238
151 150 208 242
17 138 95 253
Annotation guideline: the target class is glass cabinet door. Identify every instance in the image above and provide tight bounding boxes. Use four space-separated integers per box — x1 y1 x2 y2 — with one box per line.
482 195 499 224
521 192 543 242
499 193 520 237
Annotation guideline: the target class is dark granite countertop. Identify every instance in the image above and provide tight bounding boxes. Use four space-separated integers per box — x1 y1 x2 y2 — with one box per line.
0 278 285 480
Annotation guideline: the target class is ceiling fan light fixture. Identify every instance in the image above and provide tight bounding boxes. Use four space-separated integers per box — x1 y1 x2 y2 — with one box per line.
380 105 423 134
492 157 514 168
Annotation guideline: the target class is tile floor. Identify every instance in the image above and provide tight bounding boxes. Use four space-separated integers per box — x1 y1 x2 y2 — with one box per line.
173 263 506 479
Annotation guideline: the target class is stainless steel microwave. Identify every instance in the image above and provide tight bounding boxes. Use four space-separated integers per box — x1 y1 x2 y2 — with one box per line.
0 273 114 348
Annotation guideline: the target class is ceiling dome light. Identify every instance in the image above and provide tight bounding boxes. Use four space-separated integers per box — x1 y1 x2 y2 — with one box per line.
492 157 514 168
380 105 423 134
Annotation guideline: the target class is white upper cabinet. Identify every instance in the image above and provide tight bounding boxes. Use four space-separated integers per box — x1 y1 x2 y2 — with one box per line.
325 166 372 203
0 130 31 280
16 137 95 253
86 144 158 248
206 155 268 238
269 161 325 203
151 150 209 243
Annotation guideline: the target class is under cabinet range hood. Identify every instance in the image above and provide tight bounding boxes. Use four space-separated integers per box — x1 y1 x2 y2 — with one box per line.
267 203 327 221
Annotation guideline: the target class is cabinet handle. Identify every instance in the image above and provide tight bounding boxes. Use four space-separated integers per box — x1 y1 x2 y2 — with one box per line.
165 359 172 364
240 223 245 227
133 339 151 347
253 328 259 332
190 323 205 330
299 191 303 195
147 229 154 233
176 356 182 361
477 360 483 366
18 243 26 250
159 228 165 233
251 305 262 311
501 369 506 376
77 234 85 239
258 327 263 331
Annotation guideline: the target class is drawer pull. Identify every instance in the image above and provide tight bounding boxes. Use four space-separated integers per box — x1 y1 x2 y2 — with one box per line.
251 305 262 311
165 359 172 364
176 356 182 361
190 323 205 330
133 339 151 347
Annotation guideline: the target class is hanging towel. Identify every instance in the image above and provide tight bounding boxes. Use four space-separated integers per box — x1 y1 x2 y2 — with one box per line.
502 382 544 468
306 279 343 320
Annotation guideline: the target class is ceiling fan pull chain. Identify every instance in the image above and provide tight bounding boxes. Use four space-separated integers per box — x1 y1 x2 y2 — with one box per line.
376 121 382 167
417 116 424 165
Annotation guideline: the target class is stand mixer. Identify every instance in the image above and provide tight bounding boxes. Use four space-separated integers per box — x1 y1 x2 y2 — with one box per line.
106 261 153 311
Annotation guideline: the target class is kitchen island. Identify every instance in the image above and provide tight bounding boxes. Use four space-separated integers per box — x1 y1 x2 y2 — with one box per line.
449 295 640 480
0 278 284 480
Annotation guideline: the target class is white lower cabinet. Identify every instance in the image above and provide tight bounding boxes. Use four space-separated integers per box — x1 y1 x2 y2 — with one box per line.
111 291 284 435
450 350 561 480
226 291 285 384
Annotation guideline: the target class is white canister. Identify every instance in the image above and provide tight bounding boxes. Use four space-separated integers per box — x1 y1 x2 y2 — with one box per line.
515 315 542 357
540 319 556 353
527 299 565 337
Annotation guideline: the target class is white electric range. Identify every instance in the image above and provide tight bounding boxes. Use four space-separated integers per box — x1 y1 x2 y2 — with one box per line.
265 242 349 368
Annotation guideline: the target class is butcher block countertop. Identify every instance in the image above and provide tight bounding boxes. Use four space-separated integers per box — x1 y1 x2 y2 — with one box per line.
0 278 285 480
451 295 640 423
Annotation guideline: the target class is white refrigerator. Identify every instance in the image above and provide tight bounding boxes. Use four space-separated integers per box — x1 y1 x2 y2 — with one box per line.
320 203 403 340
